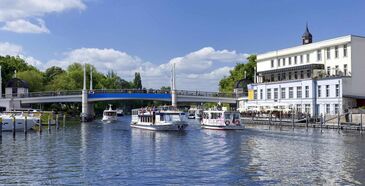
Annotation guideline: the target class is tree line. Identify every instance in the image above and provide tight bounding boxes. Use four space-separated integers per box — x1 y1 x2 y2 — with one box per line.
0 55 143 92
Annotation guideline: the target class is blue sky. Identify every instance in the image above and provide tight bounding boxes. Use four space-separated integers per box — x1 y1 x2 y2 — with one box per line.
0 0 365 91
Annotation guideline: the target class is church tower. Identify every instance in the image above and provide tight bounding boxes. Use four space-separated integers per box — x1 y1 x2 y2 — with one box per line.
302 24 312 45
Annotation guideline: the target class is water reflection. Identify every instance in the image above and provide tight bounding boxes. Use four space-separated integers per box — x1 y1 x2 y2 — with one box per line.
0 117 363 185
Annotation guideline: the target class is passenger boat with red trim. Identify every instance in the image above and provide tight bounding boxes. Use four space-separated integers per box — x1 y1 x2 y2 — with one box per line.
201 110 244 130
131 106 188 131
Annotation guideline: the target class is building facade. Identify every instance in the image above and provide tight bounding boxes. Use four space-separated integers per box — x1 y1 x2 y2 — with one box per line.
243 27 365 116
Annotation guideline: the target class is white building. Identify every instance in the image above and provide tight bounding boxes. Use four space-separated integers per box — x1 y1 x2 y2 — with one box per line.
243 26 365 117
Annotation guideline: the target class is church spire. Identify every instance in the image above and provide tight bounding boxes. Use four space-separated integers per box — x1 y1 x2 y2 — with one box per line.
302 23 312 45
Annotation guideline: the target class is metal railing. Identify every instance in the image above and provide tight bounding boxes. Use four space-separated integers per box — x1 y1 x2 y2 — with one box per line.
8 89 239 98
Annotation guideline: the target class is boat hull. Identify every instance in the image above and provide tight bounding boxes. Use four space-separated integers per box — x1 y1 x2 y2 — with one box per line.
1 117 39 131
131 123 188 131
201 124 245 130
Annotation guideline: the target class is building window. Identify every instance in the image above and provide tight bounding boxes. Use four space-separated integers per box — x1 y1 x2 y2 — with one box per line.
283 58 286 66
344 64 348 76
296 104 302 113
274 88 278 99
300 55 303 64
327 66 331 76
277 59 280 67
305 86 309 98
326 104 330 114
306 70 311 78
289 72 292 80
294 56 297 64
278 73 281 81
343 44 347 57
326 85 330 97
336 84 339 97
254 90 257 100
289 87 293 98
271 60 274 68
294 71 298 79
289 57 292 65
300 71 304 79
282 73 286 80
281 87 286 99
267 89 271 99
306 54 310 63
335 104 339 114
297 86 302 98
335 46 338 58
317 49 322 61
260 89 263 100
318 85 321 98
271 74 274 81
305 104 311 114
326 48 331 59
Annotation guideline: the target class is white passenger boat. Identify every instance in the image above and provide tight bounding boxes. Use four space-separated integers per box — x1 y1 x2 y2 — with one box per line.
201 110 244 130
131 106 188 131
187 108 203 119
0 111 41 131
101 105 118 123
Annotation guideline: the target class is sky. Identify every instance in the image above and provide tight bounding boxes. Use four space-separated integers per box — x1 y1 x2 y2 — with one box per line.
0 0 365 91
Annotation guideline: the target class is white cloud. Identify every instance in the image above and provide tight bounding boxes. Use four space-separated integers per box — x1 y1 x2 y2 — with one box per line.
165 47 248 74
2 19 49 33
0 42 22 56
0 0 86 33
46 48 147 77
0 41 42 67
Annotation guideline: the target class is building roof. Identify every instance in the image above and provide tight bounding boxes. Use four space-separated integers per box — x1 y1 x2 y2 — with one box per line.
256 35 356 61
6 78 29 89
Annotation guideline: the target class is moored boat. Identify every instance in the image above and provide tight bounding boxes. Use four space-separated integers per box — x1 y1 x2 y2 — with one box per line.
201 110 244 130
0 111 41 131
131 106 188 131
187 108 203 119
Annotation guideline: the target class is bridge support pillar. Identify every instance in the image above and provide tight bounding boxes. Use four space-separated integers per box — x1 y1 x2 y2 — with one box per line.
81 64 93 122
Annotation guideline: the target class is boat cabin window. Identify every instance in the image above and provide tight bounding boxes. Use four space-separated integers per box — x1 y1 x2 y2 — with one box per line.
210 113 222 119
233 113 240 120
203 113 209 119
225 114 231 120
105 112 116 116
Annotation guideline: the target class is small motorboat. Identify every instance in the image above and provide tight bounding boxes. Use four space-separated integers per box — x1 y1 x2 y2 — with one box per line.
0 111 41 131
101 105 118 123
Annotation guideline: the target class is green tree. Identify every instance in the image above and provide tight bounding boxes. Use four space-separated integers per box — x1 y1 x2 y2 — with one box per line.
133 72 142 89
17 69 45 92
0 55 36 92
45 66 65 82
160 86 171 91
46 73 78 91
219 55 256 93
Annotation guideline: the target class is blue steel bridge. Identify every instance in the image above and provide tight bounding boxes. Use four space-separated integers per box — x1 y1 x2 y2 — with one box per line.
14 89 239 104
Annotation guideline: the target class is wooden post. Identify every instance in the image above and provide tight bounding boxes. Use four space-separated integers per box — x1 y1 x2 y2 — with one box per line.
292 112 294 129
39 114 42 134
269 112 272 129
24 115 28 135
56 114 59 130
279 111 282 130
360 113 363 134
12 115 16 138
0 117 2 138
63 114 66 128
320 114 323 133
306 113 309 130
337 112 340 132
48 115 51 132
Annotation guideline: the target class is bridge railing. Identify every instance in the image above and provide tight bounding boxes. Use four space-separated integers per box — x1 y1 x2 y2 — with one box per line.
14 89 243 98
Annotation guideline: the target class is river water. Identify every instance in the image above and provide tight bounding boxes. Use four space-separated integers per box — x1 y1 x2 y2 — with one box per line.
0 116 364 185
